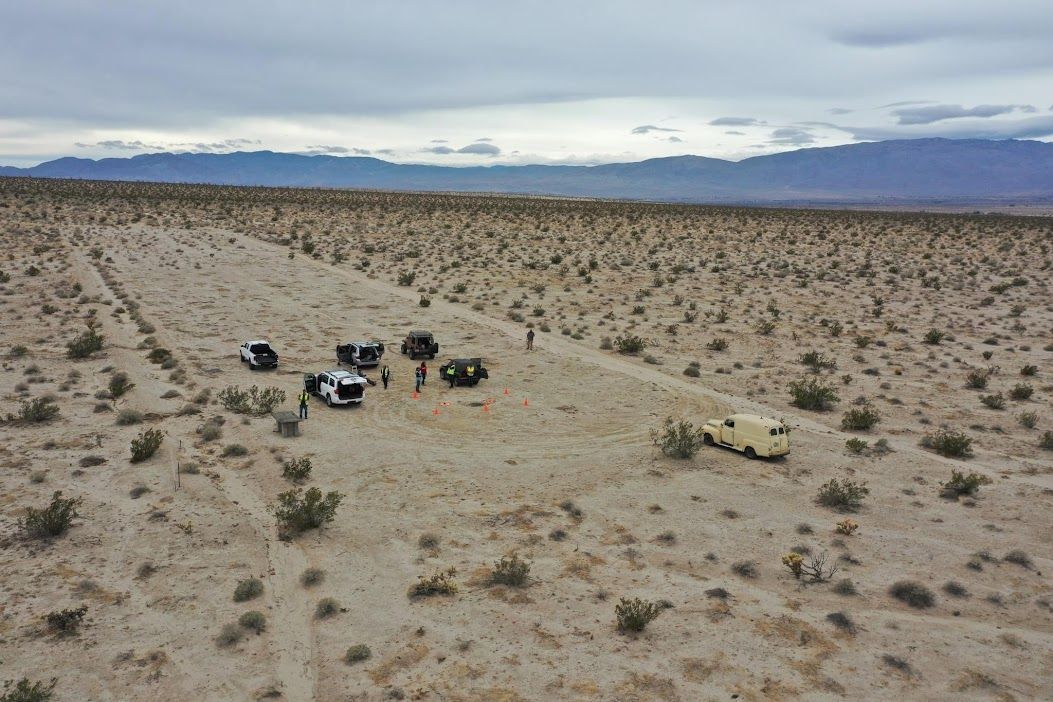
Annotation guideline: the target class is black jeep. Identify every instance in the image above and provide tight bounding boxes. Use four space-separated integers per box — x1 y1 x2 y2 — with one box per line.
401 330 439 360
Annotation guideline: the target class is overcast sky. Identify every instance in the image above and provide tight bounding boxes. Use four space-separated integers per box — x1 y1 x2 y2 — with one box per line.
2 1 1052 167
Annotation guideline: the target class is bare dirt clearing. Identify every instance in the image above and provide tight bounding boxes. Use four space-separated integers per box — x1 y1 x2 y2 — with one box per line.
1 179 1051 701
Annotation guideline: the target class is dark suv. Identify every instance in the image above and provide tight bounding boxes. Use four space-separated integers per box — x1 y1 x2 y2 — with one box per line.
400 330 439 360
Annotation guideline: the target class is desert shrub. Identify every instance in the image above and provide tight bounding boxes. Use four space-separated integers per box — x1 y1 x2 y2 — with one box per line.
344 644 372 664
409 568 458 599
613 334 648 355
979 393 1005 410
615 597 662 633
731 560 758 579
146 347 172 364
233 577 264 602
282 456 312 483
650 417 705 459
0 677 57 702
683 364 700 377
300 568 325 587
238 610 266 634
833 579 858 596
1041 431 1053 450
756 320 775 335
816 479 869 512
17 397 59 423
1018 411 1038 429
130 428 164 463
835 518 859 536
44 605 87 635
826 611 855 634
78 455 106 467
965 368 991 389
418 295 431 307
923 328 946 345
941 470 992 498
1009 383 1033 401
889 581 935 608
788 377 839 411
1020 364 1038 376
115 408 143 426
108 372 135 399
489 553 531 587
1003 550 1033 569
221 444 248 457
216 622 243 648
218 385 286 415
841 404 880 431
418 532 440 550
942 581 969 598
799 350 837 372
706 337 728 351
315 597 341 619
272 487 344 533
67 325 104 359
19 491 82 539
845 438 868 454
397 271 416 286
782 551 838 582
922 428 973 457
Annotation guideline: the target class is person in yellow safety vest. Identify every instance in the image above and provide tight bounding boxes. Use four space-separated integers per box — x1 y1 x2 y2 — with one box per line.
465 365 475 382
298 389 310 419
446 364 456 388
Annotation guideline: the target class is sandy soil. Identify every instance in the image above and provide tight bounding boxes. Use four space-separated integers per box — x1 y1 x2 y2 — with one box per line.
1 179 1051 701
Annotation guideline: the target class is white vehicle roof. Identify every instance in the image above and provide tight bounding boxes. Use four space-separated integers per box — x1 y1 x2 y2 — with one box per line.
726 413 783 428
244 339 270 346
346 341 380 346
326 369 368 383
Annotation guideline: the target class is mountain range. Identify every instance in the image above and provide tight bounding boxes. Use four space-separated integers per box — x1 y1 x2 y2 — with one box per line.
2 138 1052 204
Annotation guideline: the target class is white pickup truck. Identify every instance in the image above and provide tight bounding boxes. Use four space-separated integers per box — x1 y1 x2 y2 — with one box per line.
303 369 371 406
239 340 279 370
336 341 385 368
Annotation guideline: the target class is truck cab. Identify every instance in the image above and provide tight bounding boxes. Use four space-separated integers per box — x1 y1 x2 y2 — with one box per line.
702 413 789 459
304 369 369 406
240 340 279 370
401 330 439 360
336 341 385 367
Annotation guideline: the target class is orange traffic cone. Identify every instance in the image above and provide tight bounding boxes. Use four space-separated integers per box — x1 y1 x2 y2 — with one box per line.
412 391 419 400
503 388 510 395
523 398 529 407
432 407 440 415
482 403 489 412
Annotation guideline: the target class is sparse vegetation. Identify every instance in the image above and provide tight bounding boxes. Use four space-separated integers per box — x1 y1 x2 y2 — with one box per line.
272 487 344 533
889 580 935 608
788 377 839 411
233 577 264 602
922 428 973 458
130 428 164 463
16 397 60 423
18 491 82 539
615 597 662 633
282 456 312 483
650 417 705 458
488 553 531 587
409 568 458 599
345 644 372 664
816 479 869 512
941 470 992 498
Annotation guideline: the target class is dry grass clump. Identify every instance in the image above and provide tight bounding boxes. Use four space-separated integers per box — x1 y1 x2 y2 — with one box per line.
615 597 663 633
889 580 936 608
409 568 458 599
233 577 264 602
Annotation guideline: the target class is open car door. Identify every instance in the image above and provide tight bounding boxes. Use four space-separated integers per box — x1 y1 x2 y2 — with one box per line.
303 374 317 394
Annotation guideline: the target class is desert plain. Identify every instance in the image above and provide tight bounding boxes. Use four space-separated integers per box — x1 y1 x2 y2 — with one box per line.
0 178 1051 701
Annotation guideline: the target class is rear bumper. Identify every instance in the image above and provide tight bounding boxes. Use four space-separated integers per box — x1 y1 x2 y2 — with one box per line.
768 445 790 457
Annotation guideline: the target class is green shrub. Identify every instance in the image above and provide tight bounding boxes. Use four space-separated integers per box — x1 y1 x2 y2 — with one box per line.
1040 431 1053 451
221 444 248 457
788 377 839 411
300 568 325 587
108 372 135 399
397 271 416 286
816 479 869 512
1 677 57 702
233 577 264 602
218 385 286 416
889 581 935 608
799 350 837 372
923 428 973 458
650 417 705 459
615 597 662 633
67 325 104 359
923 328 946 345
115 408 143 426
418 295 431 307
409 568 458 599
1018 411 1038 429
965 368 990 389
1020 364 1038 376
19 491 82 539
841 404 880 431
941 470 992 498
282 456 312 483
979 393 1005 410
130 428 164 463
272 487 344 533
315 597 341 619
216 622 243 648
1009 383 1033 401
17 397 60 423
613 334 648 355
706 337 729 351
146 347 172 364
44 605 87 635
488 553 531 587
238 611 266 634
682 365 700 378
344 644 372 664
845 438 868 454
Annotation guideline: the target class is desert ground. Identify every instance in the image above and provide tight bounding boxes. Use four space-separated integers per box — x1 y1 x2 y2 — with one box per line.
1 178 1051 702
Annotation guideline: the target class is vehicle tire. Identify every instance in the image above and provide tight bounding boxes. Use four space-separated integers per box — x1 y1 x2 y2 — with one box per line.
326 395 333 407
703 433 714 446
429 353 435 359
401 344 407 354
249 361 257 371
744 446 757 460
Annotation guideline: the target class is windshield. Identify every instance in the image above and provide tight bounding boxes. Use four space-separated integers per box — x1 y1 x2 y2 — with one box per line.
250 343 272 354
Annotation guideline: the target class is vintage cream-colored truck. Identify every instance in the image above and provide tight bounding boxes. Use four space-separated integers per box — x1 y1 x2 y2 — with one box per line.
702 413 789 458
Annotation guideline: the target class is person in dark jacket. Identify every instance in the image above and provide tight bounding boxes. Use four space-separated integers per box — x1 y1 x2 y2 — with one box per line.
526 328 535 350
414 367 422 392
419 361 427 386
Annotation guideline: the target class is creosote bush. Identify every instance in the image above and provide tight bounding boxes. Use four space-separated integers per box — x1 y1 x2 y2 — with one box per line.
889 580 936 609
238 610 266 634
615 597 662 633
16 397 60 423
216 622 243 648
345 644 372 664
282 456 312 483
613 334 648 355
409 568 458 599
816 479 869 512
44 605 87 635
19 491 82 539
922 428 973 458
788 377 839 411
272 487 344 533
233 577 264 602
67 324 104 359
219 385 286 415
108 372 135 399
315 597 341 619
0 677 57 702
841 404 880 431
489 553 531 587
650 417 705 458
941 470 992 498
130 428 164 463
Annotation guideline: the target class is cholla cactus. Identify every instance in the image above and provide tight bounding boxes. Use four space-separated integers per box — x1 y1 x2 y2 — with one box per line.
835 518 859 536
782 553 804 579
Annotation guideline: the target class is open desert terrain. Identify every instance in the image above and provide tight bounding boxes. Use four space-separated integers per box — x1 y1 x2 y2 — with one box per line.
1 178 1051 702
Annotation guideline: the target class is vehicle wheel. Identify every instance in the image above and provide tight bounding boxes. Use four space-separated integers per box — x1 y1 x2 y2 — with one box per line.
249 361 257 371
326 395 333 407
429 354 435 359
703 433 714 446
410 351 416 360
744 446 757 460
401 344 407 354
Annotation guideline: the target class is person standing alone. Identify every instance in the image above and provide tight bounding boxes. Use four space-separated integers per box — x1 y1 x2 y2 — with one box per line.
419 361 427 386
415 366 422 393
380 365 390 389
298 387 310 419
526 328 535 351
